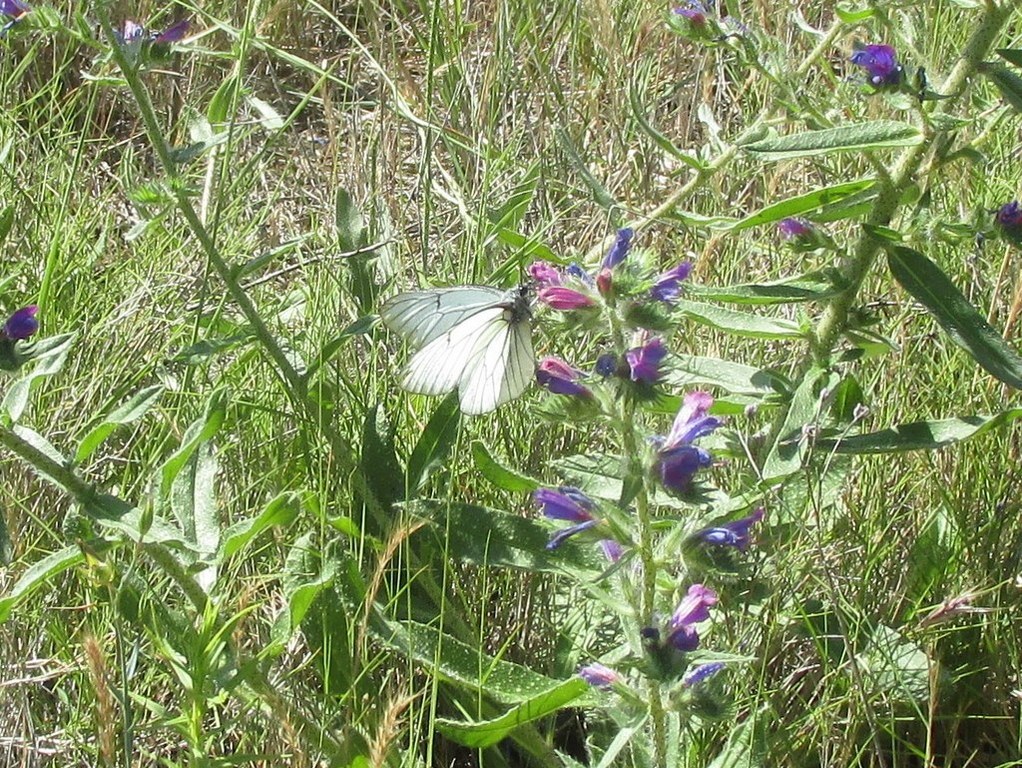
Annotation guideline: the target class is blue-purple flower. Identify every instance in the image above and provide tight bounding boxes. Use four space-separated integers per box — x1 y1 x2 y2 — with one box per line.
536 356 591 398
1 306 38 341
625 337 667 384
650 261 692 303
537 286 595 310
697 507 765 549
777 217 812 240
579 662 620 688
665 584 718 652
528 260 562 287
996 201 1022 245
850 43 903 88
602 228 633 270
534 487 600 549
681 661 725 687
674 1 709 27
599 539 624 563
654 391 721 494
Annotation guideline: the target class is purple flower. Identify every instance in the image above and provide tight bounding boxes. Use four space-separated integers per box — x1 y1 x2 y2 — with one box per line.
655 391 721 494
665 584 718 652
2 306 38 341
534 487 600 549
697 507 765 549
579 662 620 688
599 539 624 563
681 661 725 687
850 43 903 87
537 286 595 310
650 261 693 303
153 19 189 44
529 261 562 288
996 201 1022 245
595 353 620 377
0 0 28 20
625 337 667 384
602 228 634 270
536 357 591 398
674 1 708 26
777 217 812 240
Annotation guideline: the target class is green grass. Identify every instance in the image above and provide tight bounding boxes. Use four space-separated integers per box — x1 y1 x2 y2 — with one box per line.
1 0 1022 766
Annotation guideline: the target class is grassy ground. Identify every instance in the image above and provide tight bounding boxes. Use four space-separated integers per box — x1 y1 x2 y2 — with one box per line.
1 0 1021 765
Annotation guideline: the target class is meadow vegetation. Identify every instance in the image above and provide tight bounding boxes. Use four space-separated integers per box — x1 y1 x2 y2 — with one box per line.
1 0 1022 766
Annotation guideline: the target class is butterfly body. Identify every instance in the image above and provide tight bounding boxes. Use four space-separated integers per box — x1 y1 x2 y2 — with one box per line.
380 285 534 414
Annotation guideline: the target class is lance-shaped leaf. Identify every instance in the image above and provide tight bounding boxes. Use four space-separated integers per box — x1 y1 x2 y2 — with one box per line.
887 245 1022 389
816 410 1022 454
686 269 847 305
744 121 921 161
673 299 803 339
725 179 875 232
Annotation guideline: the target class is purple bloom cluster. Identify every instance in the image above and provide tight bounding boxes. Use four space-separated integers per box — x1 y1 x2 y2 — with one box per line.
665 584 718 652
625 337 667 385
654 391 721 494
529 261 595 310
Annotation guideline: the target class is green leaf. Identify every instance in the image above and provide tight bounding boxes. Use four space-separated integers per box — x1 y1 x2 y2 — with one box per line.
761 367 838 482
335 188 367 252
997 48 1022 69
436 678 589 748
358 405 405 517
629 83 705 170
76 385 165 463
472 440 539 493
816 410 1022 454
0 205 15 246
207 73 239 125
11 425 68 488
673 299 803 339
0 545 84 623
726 180 874 232
980 62 1022 114
406 392 462 494
219 491 301 561
267 531 339 655
159 388 229 498
170 440 220 591
859 624 930 704
744 121 921 161
407 499 606 579
706 708 769 768
887 245 1022 389
686 269 847 305
550 454 624 502
3 333 76 423
492 228 558 263
369 610 575 704
666 354 789 398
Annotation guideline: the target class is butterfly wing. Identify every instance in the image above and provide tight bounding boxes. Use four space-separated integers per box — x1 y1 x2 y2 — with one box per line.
381 286 535 414
380 287 509 347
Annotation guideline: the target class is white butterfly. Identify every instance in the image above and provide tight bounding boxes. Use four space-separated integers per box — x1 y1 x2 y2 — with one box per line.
380 285 535 414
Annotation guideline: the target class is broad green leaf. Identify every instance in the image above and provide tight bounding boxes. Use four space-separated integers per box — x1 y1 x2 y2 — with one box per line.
686 269 847 305
744 121 921 161
407 499 605 579
486 163 541 232
492 228 558 263
207 73 239 125
158 388 229 498
10 425 67 491
550 454 624 502
406 392 462 494
0 545 84 623
436 678 589 748
858 624 930 704
673 299 803 339
369 610 574 704
980 62 1022 114
170 441 220 591
3 333 76 423
726 180 874 232
335 188 367 252
761 367 838 482
76 384 165 463
816 410 1022 454
887 245 1022 389
358 404 405 517
219 491 301 560
706 708 769 768
472 440 539 493
666 354 789 397
997 48 1022 69
267 531 339 655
